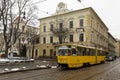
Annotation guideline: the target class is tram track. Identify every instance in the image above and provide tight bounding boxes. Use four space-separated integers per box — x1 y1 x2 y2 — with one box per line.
0 59 120 80
63 59 120 80
0 64 94 80
85 60 120 80
13 67 91 80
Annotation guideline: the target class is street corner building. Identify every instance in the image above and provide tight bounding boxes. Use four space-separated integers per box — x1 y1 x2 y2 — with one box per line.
38 2 118 58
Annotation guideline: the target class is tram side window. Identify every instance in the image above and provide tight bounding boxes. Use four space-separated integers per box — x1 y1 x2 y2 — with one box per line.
105 52 108 56
86 48 90 56
101 51 103 56
93 49 95 56
100 51 102 56
98 50 101 56
90 49 93 56
101 51 105 56
81 48 86 56
103 51 106 56
80 47 83 56
98 51 100 56
72 48 76 56
104 51 106 56
68 50 71 56
97 50 99 56
91 49 95 56
77 47 82 56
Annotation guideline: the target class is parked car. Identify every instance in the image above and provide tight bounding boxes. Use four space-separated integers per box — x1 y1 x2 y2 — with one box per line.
106 56 114 61
8 51 19 58
0 58 10 63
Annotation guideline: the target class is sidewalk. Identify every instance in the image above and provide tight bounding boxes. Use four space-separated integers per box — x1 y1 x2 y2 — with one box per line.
35 58 57 67
0 58 58 74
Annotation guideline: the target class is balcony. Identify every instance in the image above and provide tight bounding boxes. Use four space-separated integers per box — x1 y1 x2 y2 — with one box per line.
76 28 85 32
53 42 59 47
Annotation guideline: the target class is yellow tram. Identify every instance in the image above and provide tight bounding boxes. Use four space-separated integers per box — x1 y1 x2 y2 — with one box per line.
57 44 107 68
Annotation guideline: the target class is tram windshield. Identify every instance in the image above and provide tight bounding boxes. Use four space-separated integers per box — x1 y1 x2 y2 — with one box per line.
58 46 77 56
58 46 70 56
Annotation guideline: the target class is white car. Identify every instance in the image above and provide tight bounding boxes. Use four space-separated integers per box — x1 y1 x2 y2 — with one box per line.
0 58 10 63
106 56 114 61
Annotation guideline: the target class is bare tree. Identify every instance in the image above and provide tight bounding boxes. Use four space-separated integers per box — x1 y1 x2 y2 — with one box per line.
0 33 4 51
25 26 39 58
52 27 70 44
0 0 39 57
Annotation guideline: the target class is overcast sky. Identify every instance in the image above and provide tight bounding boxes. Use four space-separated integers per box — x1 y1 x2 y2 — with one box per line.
36 0 120 39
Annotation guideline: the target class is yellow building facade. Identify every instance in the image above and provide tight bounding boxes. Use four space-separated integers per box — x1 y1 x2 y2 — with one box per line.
108 32 117 56
115 39 120 57
39 2 108 57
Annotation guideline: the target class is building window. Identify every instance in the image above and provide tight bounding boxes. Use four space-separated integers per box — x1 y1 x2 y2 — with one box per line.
69 21 73 28
35 36 39 44
43 49 46 57
59 36 62 44
79 19 84 27
50 36 53 43
43 26 46 32
59 23 63 31
50 24 53 31
70 35 73 42
79 34 84 42
50 49 53 57
43 37 46 44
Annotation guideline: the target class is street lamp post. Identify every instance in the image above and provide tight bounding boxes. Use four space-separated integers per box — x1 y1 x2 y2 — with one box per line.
26 26 32 60
27 37 31 60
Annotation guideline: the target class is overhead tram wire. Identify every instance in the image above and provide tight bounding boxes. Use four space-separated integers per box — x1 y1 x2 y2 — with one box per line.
26 0 47 6
77 0 86 8
31 0 52 16
37 9 50 15
32 0 47 5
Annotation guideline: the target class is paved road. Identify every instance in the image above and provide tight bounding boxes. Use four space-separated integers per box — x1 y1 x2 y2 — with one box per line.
0 58 120 80
88 59 120 80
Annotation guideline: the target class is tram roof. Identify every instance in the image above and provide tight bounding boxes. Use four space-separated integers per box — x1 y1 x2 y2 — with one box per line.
77 45 96 49
59 44 96 49
58 44 106 51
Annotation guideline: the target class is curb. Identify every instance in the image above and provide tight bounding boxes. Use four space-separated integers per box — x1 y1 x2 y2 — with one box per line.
0 66 51 75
